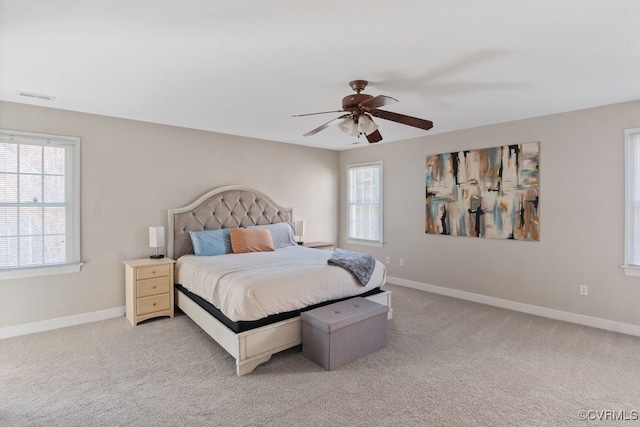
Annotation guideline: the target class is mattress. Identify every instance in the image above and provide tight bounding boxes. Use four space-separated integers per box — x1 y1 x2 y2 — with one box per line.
175 283 386 334
175 245 386 322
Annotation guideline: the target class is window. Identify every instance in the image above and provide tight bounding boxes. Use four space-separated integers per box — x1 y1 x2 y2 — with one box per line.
625 128 640 276
0 129 81 280
347 161 383 246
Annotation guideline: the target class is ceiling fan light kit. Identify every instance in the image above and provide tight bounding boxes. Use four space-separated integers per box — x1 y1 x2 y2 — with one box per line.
293 80 433 144
338 114 378 137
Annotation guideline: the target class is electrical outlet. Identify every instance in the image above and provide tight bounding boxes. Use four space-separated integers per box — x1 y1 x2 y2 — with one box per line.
385 257 390 264
580 285 588 296
399 258 404 266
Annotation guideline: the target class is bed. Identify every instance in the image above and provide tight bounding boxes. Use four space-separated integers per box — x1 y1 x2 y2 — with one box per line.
168 185 392 375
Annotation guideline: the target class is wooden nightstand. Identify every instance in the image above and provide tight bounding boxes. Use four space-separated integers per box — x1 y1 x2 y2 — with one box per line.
302 241 336 251
123 257 175 326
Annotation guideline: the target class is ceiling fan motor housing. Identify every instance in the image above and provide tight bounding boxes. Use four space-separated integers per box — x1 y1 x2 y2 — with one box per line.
342 93 373 113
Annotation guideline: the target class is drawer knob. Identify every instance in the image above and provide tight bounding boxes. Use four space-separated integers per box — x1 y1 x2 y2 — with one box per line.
151 270 156 274
153 303 157 306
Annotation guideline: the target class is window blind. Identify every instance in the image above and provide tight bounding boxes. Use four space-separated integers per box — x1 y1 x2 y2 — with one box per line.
0 130 80 277
347 161 383 244
625 128 640 268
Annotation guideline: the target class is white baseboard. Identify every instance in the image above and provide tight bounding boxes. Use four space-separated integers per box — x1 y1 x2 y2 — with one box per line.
5 279 640 339
387 276 640 338
0 306 126 340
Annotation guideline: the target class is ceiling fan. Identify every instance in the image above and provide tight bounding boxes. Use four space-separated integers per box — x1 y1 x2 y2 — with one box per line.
292 80 434 143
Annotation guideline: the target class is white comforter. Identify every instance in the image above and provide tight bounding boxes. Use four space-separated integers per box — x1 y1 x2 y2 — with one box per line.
175 246 386 322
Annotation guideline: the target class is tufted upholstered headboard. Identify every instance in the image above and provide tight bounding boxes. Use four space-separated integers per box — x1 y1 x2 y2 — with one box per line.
167 185 293 259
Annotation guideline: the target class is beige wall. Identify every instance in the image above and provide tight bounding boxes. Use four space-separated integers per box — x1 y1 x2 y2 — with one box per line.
0 101 339 328
340 100 640 327
4 98 640 331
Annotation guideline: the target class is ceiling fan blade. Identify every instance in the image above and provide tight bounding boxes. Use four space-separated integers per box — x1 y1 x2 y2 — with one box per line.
368 109 434 131
303 114 351 137
292 110 345 117
359 95 398 110
366 129 383 143
373 51 507 93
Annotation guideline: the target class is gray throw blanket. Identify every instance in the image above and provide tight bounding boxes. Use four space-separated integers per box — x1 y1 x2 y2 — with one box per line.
327 248 376 286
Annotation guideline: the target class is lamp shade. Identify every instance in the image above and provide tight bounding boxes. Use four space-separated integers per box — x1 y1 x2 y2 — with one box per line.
338 117 359 136
149 226 165 248
357 114 378 135
294 220 305 236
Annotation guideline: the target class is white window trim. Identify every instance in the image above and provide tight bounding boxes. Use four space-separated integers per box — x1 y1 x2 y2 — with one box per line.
346 161 384 247
346 238 384 248
0 263 83 280
0 129 82 280
623 127 640 277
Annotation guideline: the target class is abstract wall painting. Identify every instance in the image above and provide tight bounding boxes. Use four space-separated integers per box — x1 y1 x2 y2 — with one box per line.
425 142 539 241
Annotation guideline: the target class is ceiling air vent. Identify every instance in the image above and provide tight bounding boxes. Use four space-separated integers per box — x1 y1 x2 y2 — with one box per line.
15 90 56 101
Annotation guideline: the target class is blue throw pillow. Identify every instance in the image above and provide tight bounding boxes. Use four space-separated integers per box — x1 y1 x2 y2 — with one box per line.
189 229 233 256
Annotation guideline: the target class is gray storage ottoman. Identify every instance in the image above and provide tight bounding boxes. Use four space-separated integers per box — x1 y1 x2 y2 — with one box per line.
301 297 388 371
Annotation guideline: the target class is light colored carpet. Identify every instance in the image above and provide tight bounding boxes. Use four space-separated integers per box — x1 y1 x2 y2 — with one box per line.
2 284 640 426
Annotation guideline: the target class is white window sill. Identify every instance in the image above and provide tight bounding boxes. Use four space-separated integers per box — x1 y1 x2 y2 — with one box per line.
346 238 384 248
0 263 83 281
622 265 640 277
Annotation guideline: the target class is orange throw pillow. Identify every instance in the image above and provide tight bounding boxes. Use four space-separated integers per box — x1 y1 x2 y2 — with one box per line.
230 227 275 253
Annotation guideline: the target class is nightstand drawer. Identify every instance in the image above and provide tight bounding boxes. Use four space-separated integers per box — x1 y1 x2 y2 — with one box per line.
137 294 171 316
137 277 171 298
137 264 170 280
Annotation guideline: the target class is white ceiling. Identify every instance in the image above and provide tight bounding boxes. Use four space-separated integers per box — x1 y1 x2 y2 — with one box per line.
1 0 639 151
